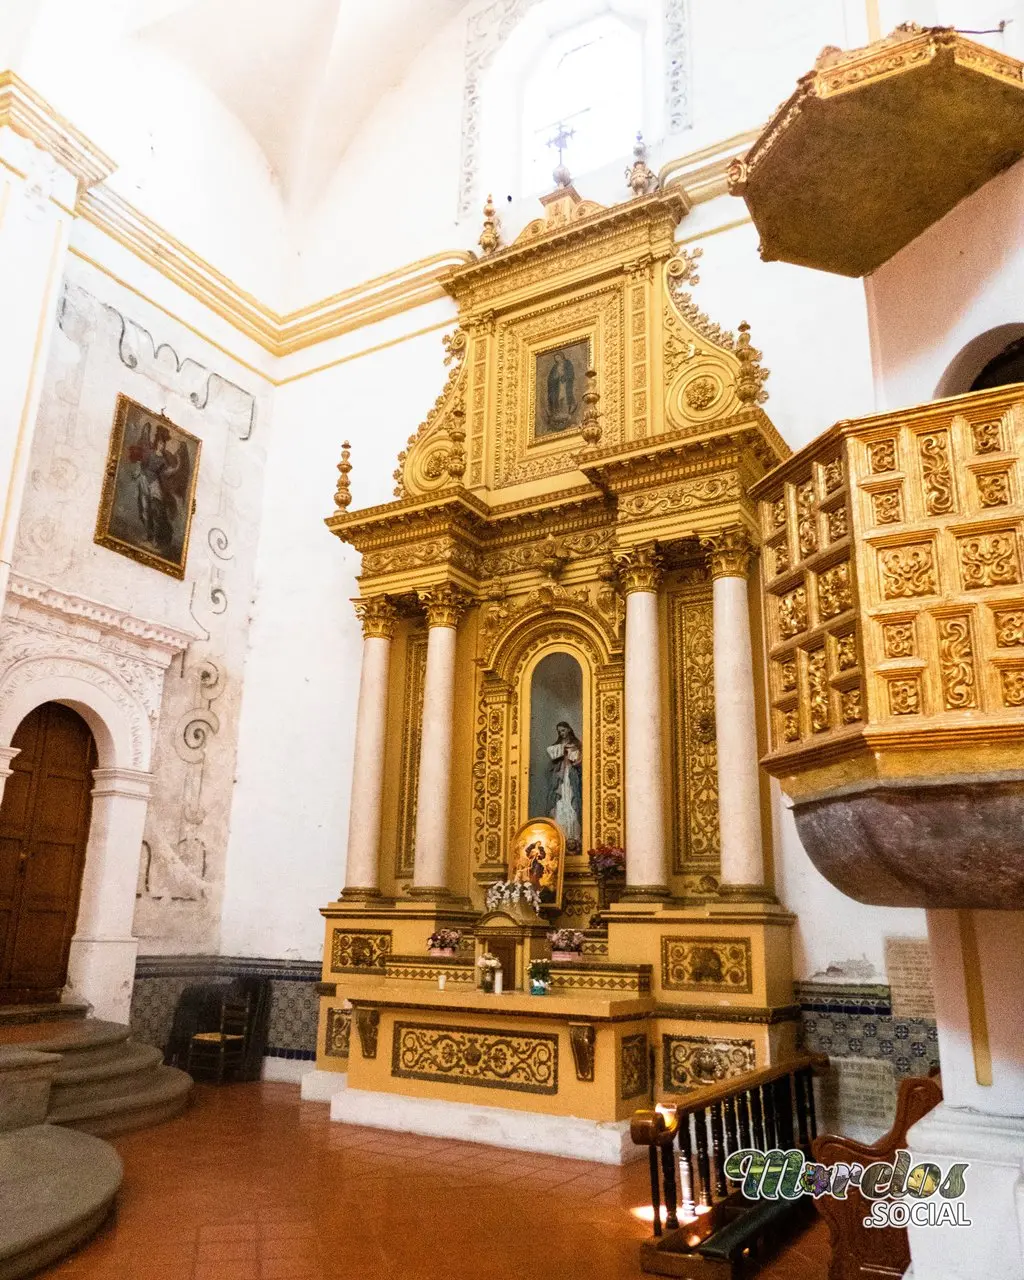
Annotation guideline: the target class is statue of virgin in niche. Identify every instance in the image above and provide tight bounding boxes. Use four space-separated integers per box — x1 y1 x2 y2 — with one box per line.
547 722 583 852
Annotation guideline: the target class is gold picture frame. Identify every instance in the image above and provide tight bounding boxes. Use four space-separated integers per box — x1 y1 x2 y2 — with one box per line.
508 817 566 910
94 395 201 579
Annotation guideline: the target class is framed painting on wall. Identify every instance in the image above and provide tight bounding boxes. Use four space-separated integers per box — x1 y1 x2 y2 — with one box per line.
533 338 591 440
94 395 201 579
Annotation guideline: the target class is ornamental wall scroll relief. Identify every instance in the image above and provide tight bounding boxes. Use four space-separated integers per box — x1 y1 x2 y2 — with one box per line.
661 936 753 994
662 1034 756 1091
392 1022 559 1095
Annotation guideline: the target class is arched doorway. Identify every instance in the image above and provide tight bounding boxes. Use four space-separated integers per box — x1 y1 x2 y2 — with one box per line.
0 702 97 1004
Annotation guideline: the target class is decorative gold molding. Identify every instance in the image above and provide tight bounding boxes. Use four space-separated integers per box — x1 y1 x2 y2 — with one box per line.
0 71 114 196
418 583 472 629
614 544 663 594
391 1021 558 1095
353 596 399 640
702 525 755 579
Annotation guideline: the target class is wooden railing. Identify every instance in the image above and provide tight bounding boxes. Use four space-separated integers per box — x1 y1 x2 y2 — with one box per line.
631 1054 828 1241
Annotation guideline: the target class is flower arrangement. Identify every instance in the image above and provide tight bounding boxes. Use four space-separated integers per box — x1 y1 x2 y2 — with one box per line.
528 958 552 996
476 950 501 993
485 878 542 913
588 845 626 878
548 928 585 955
426 928 462 954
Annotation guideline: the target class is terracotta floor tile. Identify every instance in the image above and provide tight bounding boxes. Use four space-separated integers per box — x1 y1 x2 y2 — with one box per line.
36 1083 832 1280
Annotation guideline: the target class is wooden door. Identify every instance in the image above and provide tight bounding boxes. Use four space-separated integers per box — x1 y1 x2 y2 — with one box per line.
0 703 97 1004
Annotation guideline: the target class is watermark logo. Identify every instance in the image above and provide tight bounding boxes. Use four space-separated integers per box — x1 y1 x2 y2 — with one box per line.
722 1149 971 1228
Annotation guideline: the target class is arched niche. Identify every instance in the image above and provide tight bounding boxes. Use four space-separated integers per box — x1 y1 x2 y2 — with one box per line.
474 609 623 880
934 323 1024 398
524 647 588 854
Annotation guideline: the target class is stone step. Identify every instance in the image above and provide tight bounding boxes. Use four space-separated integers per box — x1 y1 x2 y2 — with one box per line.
50 1041 165 1107
0 1019 132 1071
47 1065 193 1137
0 1001 89 1030
0 1124 121 1280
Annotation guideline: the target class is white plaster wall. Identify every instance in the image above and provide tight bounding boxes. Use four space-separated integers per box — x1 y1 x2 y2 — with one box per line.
10 3 289 305
867 156 1024 410
220 306 456 958
15 254 272 954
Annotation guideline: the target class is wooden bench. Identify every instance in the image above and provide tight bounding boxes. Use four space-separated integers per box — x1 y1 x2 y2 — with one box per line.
630 1053 828 1277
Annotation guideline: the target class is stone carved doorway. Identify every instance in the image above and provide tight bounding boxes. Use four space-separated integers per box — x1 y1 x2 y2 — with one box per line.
0 702 97 1004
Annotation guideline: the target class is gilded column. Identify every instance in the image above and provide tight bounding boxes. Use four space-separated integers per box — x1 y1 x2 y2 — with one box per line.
411 584 470 898
703 526 767 897
341 597 398 899
616 545 670 900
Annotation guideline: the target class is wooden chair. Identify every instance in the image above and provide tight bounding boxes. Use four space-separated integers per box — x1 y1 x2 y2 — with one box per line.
186 990 252 1084
811 1073 942 1280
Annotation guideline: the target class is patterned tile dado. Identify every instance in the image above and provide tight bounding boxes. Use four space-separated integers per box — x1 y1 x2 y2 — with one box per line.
620 1034 650 1100
662 1034 756 1092
130 955 319 1061
330 929 392 973
391 1022 558 1095
661 936 752 994
795 982 938 1079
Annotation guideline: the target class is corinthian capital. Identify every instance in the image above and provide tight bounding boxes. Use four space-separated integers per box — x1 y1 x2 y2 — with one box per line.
353 596 399 639
418 583 471 629
701 526 756 579
613 544 663 595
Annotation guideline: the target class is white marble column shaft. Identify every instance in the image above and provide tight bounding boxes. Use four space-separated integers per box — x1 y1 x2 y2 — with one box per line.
707 529 765 892
618 548 669 898
342 600 397 897
412 587 467 897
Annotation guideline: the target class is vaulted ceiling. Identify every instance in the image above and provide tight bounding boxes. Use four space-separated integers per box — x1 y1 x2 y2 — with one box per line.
134 0 466 206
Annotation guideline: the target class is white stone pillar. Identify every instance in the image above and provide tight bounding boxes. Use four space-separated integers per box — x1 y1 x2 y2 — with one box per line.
705 526 767 897
65 766 152 1024
616 546 669 900
0 101 112 610
341 597 398 900
411 585 469 899
905 909 1024 1280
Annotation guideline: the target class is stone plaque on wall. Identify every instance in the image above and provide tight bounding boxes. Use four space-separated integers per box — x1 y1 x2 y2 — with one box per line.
822 1057 897 1140
885 936 935 1018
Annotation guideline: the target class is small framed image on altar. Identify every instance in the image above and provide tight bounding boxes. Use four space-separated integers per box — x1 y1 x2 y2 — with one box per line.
532 337 591 441
508 818 566 910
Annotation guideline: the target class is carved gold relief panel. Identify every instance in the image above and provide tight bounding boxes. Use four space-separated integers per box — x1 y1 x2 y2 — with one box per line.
330 930 392 973
392 1022 558 1095
661 1034 756 1092
396 630 427 878
756 390 1024 757
668 586 720 878
661 936 753 994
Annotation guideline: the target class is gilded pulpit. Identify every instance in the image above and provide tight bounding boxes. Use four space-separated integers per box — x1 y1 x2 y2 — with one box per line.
312 175 798 1147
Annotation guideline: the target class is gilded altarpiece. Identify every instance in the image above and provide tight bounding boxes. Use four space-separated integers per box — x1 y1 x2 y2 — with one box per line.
316 181 797 1119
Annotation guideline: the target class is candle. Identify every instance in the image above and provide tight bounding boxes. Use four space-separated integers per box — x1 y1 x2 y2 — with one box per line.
494 970 504 995
438 973 447 991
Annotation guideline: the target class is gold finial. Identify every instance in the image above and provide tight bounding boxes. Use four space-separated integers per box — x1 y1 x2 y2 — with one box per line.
334 440 352 510
478 193 501 255
625 132 656 198
735 322 769 404
580 369 602 448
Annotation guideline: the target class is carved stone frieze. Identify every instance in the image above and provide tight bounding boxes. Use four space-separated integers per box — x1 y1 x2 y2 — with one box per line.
617 474 739 520
661 936 752 994
330 929 392 973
